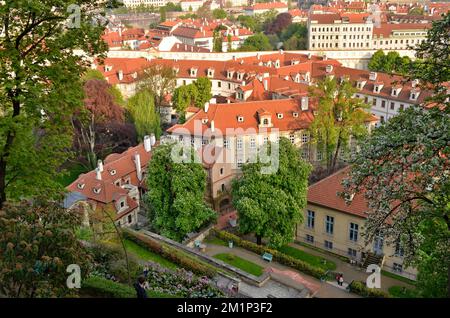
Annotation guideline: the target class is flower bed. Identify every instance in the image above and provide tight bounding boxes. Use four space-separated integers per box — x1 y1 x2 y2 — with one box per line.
212 229 327 279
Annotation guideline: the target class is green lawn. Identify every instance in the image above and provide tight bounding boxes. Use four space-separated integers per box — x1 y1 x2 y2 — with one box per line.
279 245 337 271
123 239 178 270
57 163 89 187
204 236 228 247
381 270 416 286
214 253 264 277
388 285 419 298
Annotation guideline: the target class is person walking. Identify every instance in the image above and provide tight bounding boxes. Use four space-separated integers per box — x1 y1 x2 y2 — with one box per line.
339 274 344 287
134 276 148 298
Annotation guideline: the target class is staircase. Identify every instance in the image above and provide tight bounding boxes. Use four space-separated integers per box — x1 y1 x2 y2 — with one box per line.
362 252 384 270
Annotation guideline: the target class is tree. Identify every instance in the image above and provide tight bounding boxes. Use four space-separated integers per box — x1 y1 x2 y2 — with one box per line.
368 49 386 72
342 14 450 297
213 9 227 19
72 79 135 169
213 30 223 52
0 0 107 207
232 138 312 247
193 77 213 108
137 64 177 112
265 12 292 35
145 142 216 242
159 6 167 22
309 77 371 174
368 49 413 74
239 33 273 51
0 198 90 297
172 84 198 117
127 90 162 141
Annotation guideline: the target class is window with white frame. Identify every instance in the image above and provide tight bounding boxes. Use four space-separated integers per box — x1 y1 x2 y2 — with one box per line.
223 138 229 149
349 223 359 242
393 263 403 273
302 132 309 143
237 158 243 168
325 216 334 234
289 134 295 144
250 137 256 149
307 210 315 228
324 240 333 249
236 138 243 150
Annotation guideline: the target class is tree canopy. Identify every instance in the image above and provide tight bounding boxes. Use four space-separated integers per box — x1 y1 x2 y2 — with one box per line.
145 142 216 242
239 33 273 51
368 50 413 75
127 90 162 141
232 138 312 248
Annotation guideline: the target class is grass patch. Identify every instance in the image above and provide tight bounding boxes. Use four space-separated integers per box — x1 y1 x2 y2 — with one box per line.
381 270 416 286
279 245 336 271
388 285 419 298
57 163 89 187
214 253 264 277
123 239 179 270
204 236 228 247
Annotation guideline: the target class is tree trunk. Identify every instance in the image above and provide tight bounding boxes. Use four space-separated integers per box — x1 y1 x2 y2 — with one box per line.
331 131 343 174
256 234 262 245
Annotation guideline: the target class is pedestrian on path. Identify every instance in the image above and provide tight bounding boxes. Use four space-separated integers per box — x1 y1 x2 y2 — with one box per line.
134 276 148 298
339 274 344 286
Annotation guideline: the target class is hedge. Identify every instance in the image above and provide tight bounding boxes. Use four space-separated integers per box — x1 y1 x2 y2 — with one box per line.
212 229 327 279
121 229 217 278
348 281 390 298
82 276 174 298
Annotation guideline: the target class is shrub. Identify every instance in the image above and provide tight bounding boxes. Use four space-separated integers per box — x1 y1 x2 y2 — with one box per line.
212 229 326 279
348 281 390 298
82 276 136 298
122 229 217 278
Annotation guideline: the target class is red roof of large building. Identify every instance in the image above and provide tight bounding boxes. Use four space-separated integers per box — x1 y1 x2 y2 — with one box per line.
245 2 288 10
307 166 368 218
373 22 431 37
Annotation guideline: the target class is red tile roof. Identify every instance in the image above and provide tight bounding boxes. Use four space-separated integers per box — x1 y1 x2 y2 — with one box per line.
308 166 368 218
373 23 431 37
246 2 288 10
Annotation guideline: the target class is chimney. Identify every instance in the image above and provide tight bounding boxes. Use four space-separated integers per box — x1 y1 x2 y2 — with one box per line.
97 160 103 172
144 135 152 152
204 102 210 113
301 96 309 111
95 167 102 181
211 120 215 132
256 53 260 60
118 70 123 81
263 78 268 90
150 133 156 146
134 153 142 181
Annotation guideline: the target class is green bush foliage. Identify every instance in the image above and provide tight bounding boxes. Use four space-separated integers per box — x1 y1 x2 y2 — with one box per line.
348 281 390 298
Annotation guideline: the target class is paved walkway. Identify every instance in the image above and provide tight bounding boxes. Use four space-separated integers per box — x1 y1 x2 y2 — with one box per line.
288 242 415 293
205 243 360 298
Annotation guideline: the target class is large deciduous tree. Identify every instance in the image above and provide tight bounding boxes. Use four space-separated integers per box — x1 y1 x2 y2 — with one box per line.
232 138 312 248
265 12 292 35
127 90 162 141
0 0 108 207
309 77 371 174
343 13 450 297
145 142 216 242
0 198 90 297
193 77 213 108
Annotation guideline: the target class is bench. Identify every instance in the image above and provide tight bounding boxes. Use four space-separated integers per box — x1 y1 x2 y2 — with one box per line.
262 252 273 262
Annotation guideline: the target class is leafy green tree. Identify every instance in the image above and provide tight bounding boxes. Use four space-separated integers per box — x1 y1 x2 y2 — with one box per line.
127 90 162 141
232 138 312 247
213 9 227 19
0 198 90 297
368 49 412 74
309 77 371 174
0 0 107 207
239 33 273 51
343 15 450 297
193 77 212 108
159 6 167 22
172 84 198 117
145 142 216 242
213 30 223 52
368 49 386 71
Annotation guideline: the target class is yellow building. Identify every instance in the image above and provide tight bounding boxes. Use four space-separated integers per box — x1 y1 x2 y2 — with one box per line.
297 166 417 281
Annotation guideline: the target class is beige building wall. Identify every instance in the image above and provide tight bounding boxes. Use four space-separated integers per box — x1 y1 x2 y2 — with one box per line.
297 203 417 280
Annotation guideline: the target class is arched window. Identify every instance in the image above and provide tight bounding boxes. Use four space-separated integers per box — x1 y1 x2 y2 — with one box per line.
263 118 269 125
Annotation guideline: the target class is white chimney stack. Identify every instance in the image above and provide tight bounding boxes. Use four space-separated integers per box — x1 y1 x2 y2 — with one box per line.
144 135 152 152
211 120 215 132
301 96 309 111
97 160 103 172
134 153 142 181
95 167 102 181
204 102 210 113
150 133 156 146
263 78 268 90
118 70 123 81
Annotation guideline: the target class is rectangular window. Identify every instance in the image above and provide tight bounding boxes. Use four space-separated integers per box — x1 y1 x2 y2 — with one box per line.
306 235 314 243
393 263 403 273
325 216 334 234
301 133 309 143
263 136 269 144
250 137 256 149
237 158 243 168
372 98 377 106
395 242 404 257
349 223 359 242
390 102 395 110
324 240 333 250
348 248 357 257
218 81 221 88
307 210 315 228
236 138 243 150
381 100 386 108
289 134 295 144
223 138 229 149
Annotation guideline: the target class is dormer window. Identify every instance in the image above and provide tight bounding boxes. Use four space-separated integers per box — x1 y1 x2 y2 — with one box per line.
263 118 269 125
237 72 244 81
391 87 402 96
93 187 101 194
77 183 85 190
104 65 112 72
293 112 299 118
374 82 384 93
326 65 333 73
190 67 198 77
410 88 420 101
207 68 214 77
173 67 179 74
227 70 235 79
277 113 283 119
237 116 244 122
201 118 208 124
369 72 377 81
274 59 280 68
109 169 117 176
357 79 366 90
291 59 300 65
